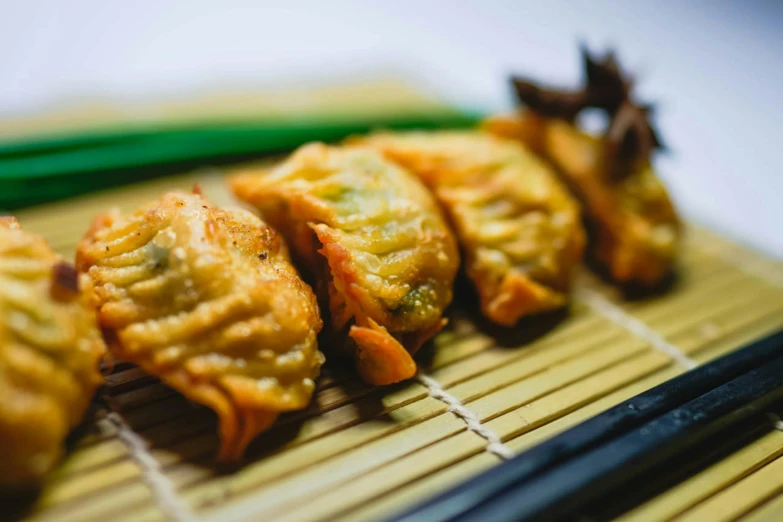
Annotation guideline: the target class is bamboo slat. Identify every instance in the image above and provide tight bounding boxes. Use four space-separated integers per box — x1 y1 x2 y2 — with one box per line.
740 491 783 522
341 452 501 522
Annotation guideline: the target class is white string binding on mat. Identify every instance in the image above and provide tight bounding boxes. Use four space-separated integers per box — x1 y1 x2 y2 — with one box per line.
417 373 514 460
767 413 783 432
107 412 197 522
575 286 698 370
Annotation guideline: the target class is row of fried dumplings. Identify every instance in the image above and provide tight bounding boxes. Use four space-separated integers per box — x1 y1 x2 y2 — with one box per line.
0 112 680 489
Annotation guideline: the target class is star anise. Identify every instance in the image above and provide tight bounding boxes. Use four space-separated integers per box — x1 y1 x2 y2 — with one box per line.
604 100 666 180
510 45 665 181
511 78 587 122
581 45 630 112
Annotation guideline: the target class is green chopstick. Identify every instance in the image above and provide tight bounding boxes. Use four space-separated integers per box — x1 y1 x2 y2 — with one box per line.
0 110 482 209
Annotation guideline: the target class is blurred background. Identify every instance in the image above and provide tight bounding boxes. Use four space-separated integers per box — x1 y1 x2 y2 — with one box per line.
1 0 781 255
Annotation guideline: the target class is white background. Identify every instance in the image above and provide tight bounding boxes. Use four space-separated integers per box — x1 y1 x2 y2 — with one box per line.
1 1 781 256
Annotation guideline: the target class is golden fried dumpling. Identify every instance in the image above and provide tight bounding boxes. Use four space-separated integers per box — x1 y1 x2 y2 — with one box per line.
0 217 105 489
484 112 680 286
355 131 585 326
231 143 459 385
76 191 323 461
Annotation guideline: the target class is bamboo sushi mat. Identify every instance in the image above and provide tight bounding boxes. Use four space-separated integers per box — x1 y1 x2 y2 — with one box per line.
4 169 781 522
5 83 783 522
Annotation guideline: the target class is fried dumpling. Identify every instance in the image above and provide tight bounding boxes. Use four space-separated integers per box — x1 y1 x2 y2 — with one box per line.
484 112 680 286
231 143 459 385
355 131 585 326
76 191 323 461
0 217 105 489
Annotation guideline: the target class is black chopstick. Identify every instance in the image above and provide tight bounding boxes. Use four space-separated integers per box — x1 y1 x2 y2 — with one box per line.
389 328 783 522
464 355 783 521
581 401 783 520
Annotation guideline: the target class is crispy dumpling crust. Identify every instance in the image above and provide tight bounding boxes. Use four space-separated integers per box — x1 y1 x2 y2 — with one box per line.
0 218 105 489
355 131 585 326
76 191 323 461
231 143 459 385
484 112 680 286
